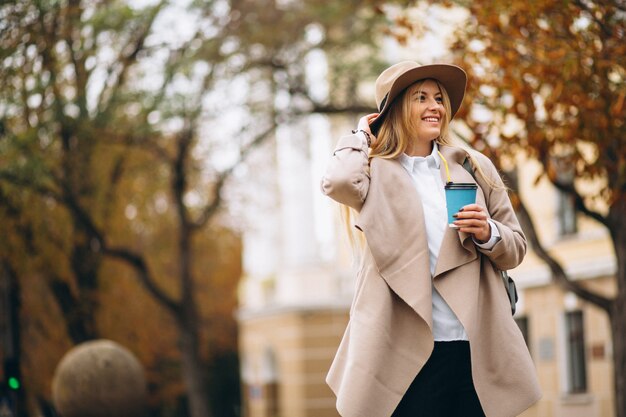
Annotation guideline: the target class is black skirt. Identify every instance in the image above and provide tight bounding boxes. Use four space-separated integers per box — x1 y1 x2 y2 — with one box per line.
391 341 486 417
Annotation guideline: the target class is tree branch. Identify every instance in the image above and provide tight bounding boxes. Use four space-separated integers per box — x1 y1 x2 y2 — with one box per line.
96 0 167 119
173 125 195 227
190 121 278 229
101 155 127 231
572 0 613 38
0 170 180 313
103 245 180 314
142 28 209 119
64 0 88 118
57 182 181 314
102 129 172 163
550 177 610 228
0 171 62 201
513 187 613 313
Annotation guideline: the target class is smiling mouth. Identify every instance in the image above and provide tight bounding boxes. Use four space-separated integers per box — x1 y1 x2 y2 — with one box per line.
422 117 440 123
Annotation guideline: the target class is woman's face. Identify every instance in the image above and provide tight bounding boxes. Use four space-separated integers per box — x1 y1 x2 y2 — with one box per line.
409 79 445 142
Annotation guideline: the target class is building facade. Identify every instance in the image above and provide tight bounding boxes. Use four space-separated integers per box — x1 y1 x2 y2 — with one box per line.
237 120 617 417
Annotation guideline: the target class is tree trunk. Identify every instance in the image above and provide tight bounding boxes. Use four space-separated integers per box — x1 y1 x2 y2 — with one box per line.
49 232 101 344
611 312 625 417
179 319 212 417
1 262 27 417
177 208 212 417
609 200 626 417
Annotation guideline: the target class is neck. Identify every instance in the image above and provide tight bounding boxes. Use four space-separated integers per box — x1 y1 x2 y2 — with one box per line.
406 139 434 157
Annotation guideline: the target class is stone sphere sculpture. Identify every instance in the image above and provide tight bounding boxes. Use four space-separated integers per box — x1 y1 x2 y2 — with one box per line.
52 339 147 417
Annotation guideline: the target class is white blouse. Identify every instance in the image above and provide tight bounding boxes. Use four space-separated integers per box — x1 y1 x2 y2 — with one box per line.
397 142 499 341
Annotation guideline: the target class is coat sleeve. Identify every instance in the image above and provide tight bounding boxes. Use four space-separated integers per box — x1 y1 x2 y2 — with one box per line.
470 151 527 271
320 133 370 211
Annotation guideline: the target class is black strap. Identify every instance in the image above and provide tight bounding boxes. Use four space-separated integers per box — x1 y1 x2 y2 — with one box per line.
462 157 474 179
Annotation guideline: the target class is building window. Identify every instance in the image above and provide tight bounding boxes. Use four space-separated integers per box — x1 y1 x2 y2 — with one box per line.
557 190 577 236
262 347 279 417
515 316 530 349
553 157 577 236
565 310 587 393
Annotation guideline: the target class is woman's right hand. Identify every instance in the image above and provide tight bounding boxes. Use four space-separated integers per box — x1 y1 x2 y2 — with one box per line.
357 113 379 145
357 113 379 132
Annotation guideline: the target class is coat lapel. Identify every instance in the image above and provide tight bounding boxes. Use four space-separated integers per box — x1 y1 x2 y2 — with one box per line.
355 157 433 329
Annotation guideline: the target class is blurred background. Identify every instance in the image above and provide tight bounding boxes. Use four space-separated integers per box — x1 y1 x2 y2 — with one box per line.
0 0 623 416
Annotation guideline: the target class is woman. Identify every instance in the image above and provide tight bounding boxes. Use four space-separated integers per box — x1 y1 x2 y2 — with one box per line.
321 61 541 417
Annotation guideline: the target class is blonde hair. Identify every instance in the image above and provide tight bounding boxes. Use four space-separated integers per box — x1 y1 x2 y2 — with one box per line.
370 79 453 159
341 79 502 254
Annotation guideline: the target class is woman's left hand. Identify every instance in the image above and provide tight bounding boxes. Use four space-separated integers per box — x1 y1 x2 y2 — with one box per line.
453 204 491 243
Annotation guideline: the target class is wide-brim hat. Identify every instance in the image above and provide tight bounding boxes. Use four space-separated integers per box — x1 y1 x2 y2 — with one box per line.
368 61 467 135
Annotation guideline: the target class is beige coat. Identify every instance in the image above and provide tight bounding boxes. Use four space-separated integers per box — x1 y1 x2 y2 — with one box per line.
321 134 541 417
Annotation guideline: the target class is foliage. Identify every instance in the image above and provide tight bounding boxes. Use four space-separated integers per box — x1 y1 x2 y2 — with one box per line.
449 0 625 205
0 0 245 414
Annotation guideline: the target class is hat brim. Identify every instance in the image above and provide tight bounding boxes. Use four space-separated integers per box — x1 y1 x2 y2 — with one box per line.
369 64 466 136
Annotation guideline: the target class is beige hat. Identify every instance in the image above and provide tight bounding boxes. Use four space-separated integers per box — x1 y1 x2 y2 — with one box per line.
368 61 467 135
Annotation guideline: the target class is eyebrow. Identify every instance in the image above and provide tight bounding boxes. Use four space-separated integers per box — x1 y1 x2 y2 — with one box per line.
412 90 443 97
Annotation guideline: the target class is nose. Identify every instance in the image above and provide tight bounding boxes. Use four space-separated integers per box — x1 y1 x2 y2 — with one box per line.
426 97 441 110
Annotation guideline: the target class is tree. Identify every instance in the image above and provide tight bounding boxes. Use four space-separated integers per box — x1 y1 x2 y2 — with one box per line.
0 0 264 415
0 0 394 416
423 0 625 415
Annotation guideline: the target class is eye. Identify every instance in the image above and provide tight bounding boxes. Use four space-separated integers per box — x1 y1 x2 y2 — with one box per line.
435 96 443 103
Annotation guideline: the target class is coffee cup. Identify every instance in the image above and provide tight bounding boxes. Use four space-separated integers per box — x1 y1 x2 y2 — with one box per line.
444 182 478 227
